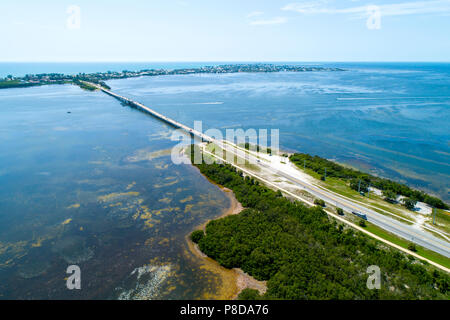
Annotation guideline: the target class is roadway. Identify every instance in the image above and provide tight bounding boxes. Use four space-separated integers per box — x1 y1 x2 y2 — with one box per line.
211 141 450 258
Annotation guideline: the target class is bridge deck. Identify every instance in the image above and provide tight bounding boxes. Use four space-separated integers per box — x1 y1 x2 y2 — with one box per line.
86 82 212 142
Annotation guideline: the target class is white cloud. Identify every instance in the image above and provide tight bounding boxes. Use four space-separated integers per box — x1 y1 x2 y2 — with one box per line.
249 16 288 25
247 11 264 18
282 0 450 18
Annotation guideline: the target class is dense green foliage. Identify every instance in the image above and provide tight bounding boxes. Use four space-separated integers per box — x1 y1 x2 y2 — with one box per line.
0 80 39 89
191 146 449 300
290 153 449 209
73 79 97 91
383 190 397 203
72 78 111 91
403 198 418 211
191 230 205 244
314 199 326 207
238 288 262 300
243 143 271 154
350 178 369 193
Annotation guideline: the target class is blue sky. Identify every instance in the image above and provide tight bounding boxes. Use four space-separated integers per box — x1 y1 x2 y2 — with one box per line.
1 0 449 61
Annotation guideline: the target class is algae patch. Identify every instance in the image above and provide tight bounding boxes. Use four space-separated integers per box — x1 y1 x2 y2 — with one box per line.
126 148 172 163
180 196 193 204
62 218 72 225
154 177 179 188
97 192 140 203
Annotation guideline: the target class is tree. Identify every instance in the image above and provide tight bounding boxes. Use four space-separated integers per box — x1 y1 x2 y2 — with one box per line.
190 230 205 244
408 243 417 252
382 190 397 203
314 199 326 207
350 178 369 193
336 208 344 215
238 288 261 300
403 198 417 211
359 220 367 227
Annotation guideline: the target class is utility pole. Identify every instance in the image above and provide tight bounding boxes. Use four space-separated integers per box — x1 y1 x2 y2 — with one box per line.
432 207 436 225
367 183 371 198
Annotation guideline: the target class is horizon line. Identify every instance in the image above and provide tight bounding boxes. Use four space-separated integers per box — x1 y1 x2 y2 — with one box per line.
1 60 450 63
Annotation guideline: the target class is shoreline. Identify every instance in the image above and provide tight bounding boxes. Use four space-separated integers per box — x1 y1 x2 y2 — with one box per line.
185 186 266 300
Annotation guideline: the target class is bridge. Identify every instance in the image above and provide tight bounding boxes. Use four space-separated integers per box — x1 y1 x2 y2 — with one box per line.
83 81 213 143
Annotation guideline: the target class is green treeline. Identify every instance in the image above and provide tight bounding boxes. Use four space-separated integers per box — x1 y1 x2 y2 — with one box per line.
73 79 97 91
290 153 449 210
190 146 449 300
72 78 111 91
0 80 40 89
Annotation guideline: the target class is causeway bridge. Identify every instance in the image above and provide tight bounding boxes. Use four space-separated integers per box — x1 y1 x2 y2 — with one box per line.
83 81 213 143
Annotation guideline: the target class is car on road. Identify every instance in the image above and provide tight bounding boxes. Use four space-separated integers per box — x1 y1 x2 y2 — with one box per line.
352 211 367 220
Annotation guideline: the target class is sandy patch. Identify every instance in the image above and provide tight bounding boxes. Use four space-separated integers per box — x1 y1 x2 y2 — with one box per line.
234 268 267 297
368 187 383 197
415 202 432 215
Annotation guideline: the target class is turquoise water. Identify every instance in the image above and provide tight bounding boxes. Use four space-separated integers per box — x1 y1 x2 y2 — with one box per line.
107 63 450 202
0 84 230 299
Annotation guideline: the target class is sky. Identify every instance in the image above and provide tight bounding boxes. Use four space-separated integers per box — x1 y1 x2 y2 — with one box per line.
1 0 449 62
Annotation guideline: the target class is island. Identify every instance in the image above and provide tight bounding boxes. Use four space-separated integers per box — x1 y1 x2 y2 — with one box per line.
0 63 344 90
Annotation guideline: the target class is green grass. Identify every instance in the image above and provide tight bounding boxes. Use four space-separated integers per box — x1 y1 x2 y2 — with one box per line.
363 221 450 269
434 209 450 229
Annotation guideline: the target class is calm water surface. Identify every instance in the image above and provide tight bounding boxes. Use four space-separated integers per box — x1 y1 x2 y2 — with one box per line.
0 84 230 299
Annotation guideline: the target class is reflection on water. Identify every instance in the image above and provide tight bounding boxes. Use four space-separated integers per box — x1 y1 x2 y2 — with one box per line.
0 84 231 299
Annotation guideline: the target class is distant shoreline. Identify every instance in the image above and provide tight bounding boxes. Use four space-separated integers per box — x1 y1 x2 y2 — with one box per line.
0 63 345 90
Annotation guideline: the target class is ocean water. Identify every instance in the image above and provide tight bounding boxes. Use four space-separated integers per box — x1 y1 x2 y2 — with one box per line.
0 84 231 299
0 62 449 299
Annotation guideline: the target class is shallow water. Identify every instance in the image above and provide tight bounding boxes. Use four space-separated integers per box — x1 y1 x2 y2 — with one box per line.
0 84 231 299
